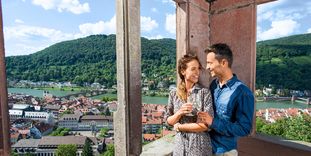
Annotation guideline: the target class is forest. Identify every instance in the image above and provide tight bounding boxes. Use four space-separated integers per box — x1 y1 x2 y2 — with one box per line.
6 33 311 90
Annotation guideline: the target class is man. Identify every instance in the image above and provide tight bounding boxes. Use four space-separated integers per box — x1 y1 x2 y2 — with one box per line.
198 43 254 156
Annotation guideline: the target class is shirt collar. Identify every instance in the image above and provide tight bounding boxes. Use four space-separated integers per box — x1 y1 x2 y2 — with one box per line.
215 74 238 90
191 83 203 94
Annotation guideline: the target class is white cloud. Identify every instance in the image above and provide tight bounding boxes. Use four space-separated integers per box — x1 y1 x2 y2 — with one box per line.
165 13 176 34
15 19 24 24
79 16 116 36
3 15 118 56
3 24 75 56
257 19 299 41
307 28 311 33
32 0 90 14
4 25 73 42
141 16 158 32
151 8 158 13
144 35 163 40
162 0 175 7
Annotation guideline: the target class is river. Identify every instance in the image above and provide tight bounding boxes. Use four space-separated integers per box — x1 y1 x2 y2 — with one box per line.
8 88 310 110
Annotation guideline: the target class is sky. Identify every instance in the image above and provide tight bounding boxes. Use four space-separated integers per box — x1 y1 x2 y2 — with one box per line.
2 0 311 56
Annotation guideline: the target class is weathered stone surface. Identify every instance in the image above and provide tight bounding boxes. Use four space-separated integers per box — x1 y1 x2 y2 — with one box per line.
115 0 142 155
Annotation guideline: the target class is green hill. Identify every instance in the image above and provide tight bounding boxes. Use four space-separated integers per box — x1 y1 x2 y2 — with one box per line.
5 34 176 88
5 33 311 90
256 33 311 90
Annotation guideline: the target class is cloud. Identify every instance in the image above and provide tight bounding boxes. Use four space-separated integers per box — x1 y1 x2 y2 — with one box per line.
144 35 164 40
32 0 90 14
162 0 175 7
4 15 117 56
3 24 76 56
4 25 73 42
165 13 176 34
15 19 24 24
78 16 116 36
308 28 311 33
257 19 299 41
141 16 158 32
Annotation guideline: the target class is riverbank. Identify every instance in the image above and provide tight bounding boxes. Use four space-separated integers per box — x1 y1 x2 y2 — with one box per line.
8 88 311 109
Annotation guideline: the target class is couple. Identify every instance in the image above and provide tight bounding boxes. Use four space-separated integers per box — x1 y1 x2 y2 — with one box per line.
166 43 254 156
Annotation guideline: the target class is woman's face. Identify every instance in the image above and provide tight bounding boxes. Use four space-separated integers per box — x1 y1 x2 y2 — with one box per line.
182 59 200 84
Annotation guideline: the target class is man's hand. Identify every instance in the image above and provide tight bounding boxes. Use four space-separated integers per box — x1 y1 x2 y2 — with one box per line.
197 112 213 127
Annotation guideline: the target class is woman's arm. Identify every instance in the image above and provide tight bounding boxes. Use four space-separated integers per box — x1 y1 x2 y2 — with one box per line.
175 88 213 133
167 103 192 126
165 90 192 126
175 122 208 132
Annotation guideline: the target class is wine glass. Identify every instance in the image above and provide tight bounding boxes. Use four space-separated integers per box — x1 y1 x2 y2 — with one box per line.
186 91 200 116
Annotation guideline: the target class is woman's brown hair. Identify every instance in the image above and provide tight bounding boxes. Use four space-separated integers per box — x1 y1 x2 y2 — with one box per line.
177 53 201 101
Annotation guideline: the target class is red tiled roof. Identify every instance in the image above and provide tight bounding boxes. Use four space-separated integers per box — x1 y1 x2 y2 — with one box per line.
143 134 156 141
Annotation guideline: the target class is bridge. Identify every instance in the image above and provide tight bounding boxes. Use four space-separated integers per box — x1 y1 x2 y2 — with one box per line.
263 96 311 105
295 97 311 105
58 89 107 100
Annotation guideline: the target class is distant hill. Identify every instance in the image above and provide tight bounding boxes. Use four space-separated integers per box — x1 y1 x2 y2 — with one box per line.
5 33 311 90
256 33 311 90
5 34 176 88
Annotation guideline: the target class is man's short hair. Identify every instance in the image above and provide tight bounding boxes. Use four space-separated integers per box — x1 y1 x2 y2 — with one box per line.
204 43 233 68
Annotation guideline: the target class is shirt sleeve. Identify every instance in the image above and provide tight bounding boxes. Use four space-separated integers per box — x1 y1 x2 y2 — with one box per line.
165 90 175 126
210 86 254 137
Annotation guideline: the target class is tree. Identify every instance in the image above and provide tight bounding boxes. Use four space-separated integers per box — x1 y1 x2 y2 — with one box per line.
55 144 77 156
102 144 114 156
257 115 311 142
99 128 109 138
105 107 111 116
82 140 93 156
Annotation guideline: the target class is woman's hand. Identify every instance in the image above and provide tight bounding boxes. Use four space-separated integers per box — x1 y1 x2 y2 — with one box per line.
176 103 193 116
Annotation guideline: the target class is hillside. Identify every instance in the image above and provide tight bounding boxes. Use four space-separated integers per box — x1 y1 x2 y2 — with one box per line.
5 34 176 88
5 33 311 90
256 33 311 90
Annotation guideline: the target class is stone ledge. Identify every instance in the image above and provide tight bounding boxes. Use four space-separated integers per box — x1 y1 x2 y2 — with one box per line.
140 133 175 156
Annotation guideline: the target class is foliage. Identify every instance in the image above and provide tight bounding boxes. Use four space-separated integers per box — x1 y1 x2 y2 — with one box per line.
6 35 176 88
10 151 18 156
82 139 93 156
6 33 311 90
101 96 117 102
50 127 70 136
55 144 77 156
99 128 109 138
102 144 115 156
256 33 311 90
105 107 111 116
256 114 311 142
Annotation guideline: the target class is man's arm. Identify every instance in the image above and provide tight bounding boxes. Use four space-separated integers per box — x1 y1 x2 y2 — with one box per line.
199 88 254 137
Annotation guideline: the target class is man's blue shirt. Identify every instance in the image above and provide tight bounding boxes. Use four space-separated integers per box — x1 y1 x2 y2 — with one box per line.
209 74 254 154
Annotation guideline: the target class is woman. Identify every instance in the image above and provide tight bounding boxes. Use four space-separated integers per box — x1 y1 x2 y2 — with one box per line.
166 53 214 156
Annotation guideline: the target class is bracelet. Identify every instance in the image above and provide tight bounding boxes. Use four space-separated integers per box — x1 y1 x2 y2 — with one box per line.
174 123 181 132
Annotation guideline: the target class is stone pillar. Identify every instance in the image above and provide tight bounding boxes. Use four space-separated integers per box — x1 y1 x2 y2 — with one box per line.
0 1 10 155
174 0 275 135
175 0 212 87
114 0 142 155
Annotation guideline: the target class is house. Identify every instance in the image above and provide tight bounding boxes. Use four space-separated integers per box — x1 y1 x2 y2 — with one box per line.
12 136 88 156
58 114 80 130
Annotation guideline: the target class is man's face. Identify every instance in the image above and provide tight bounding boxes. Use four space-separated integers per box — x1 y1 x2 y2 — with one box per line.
206 52 222 77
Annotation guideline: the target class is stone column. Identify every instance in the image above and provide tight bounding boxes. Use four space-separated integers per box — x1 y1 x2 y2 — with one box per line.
0 0 10 155
175 0 213 87
114 0 142 155
175 0 275 134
